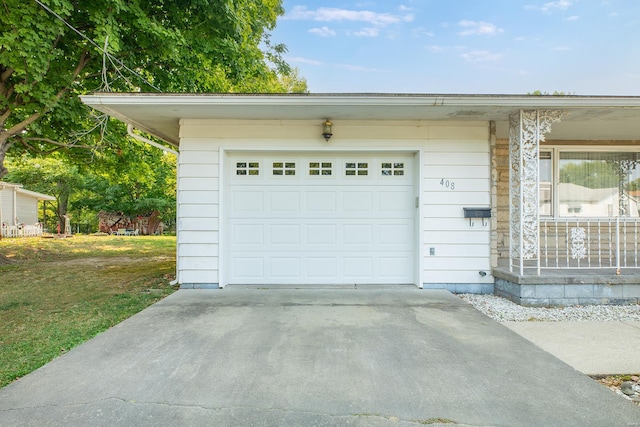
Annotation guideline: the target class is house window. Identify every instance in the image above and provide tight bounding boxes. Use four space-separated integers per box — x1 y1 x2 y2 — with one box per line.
237 162 260 176
557 152 640 217
539 151 552 216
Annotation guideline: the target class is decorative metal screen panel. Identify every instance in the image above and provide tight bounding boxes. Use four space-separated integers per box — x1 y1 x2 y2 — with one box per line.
509 110 564 274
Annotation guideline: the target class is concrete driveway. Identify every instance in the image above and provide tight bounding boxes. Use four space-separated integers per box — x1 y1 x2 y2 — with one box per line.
0 288 638 426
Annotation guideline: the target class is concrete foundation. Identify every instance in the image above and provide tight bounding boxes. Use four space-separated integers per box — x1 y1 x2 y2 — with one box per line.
493 267 640 307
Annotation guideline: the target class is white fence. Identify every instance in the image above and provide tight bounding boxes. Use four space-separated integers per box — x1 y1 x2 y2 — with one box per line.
1 223 45 238
540 217 640 270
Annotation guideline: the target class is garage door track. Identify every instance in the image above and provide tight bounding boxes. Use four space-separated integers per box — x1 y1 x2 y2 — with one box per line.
0 288 638 426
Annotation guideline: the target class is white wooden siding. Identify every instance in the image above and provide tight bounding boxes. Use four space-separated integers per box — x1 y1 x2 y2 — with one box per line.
177 141 220 286
16 194 37 224
177 120 492 287
422 134 492 286
0 188 14 225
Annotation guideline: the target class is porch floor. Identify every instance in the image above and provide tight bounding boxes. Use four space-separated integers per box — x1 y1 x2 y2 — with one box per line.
492 263 640 306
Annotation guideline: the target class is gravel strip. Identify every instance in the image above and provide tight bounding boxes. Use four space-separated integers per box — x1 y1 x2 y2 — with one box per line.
459 294 640 322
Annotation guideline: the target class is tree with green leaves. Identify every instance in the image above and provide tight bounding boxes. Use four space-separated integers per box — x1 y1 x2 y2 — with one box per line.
0 0 306 179
4 155 83 230
528 91 573 96
75 139 177 227
5 139 178 233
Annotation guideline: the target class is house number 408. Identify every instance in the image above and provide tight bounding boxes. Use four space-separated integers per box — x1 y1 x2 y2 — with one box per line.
440 179 455 190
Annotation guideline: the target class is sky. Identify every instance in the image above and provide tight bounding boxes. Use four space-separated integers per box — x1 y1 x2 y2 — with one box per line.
269 0 640 95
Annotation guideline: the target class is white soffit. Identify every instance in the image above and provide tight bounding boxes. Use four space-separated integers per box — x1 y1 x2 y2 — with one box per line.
80 93 640 144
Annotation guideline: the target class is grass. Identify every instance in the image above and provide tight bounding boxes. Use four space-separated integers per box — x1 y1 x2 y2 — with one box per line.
0 234 177 388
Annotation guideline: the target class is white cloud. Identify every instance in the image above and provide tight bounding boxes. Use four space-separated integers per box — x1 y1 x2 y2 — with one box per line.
541 0 573 12
288 56 323 66
526 1 574 13
553 46 571 51
309 26 336 37
340 64 379 72
286 6 411 26
566 15 579 21
412 27 435 38
350 27 380 37
458 20 504 36
461 50 503 63
427 45 445 52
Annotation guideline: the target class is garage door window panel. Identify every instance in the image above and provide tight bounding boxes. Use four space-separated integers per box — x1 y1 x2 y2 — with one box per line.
236 161 260 176
309 162 333 176
382 162 405 176
346 162 369 176
273 161 296 176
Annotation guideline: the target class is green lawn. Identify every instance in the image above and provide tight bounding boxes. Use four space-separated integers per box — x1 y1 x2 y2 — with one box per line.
0 235 177 388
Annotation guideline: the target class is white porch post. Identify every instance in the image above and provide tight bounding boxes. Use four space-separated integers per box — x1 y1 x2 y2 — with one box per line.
509 110 563 275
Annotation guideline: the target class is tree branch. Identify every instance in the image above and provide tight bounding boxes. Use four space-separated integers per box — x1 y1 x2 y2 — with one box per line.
4 111 42 137
1 66 14 81
0 108 11 129
24 137 95 150
18 139 64 156
0 66 14 96
3 51 90 138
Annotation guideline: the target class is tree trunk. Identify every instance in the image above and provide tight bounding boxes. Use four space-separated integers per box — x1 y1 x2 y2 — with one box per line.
0 132 12 179
56 191 70 233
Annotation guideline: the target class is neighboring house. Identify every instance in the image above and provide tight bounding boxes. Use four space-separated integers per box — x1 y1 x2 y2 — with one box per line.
81 94 640 306
0 182 56 237
98 211 163 235
555 183 638 217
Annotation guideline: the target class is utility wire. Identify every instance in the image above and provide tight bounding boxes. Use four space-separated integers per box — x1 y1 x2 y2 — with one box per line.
34 0 163 92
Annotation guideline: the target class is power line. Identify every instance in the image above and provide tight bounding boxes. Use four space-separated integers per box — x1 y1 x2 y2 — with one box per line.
34 0 163 93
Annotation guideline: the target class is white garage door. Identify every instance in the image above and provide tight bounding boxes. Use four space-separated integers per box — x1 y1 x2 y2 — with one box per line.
225 152 416 285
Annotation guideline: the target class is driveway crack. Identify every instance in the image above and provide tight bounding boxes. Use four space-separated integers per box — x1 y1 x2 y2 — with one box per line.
0 397 464 425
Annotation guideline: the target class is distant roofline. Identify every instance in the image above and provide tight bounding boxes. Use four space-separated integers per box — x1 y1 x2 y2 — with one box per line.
0 182 55 201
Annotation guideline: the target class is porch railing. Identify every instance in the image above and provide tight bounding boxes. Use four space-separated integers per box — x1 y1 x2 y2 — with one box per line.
540 217 640 270
1 223 44 238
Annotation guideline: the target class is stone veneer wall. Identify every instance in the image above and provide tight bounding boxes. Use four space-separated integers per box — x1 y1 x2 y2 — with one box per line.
493 269 640 307
493 138 510 264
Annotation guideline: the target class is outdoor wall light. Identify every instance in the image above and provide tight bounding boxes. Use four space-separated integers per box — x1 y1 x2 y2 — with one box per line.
322 119 333 141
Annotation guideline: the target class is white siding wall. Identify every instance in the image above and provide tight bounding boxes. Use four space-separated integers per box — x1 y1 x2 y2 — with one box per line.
0 187 15 225
177 119 491 287
422 134 492 285
177 144 220 286
16 193 38 224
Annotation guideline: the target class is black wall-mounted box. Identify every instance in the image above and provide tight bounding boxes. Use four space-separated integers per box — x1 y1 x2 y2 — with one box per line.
463 207 491 218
